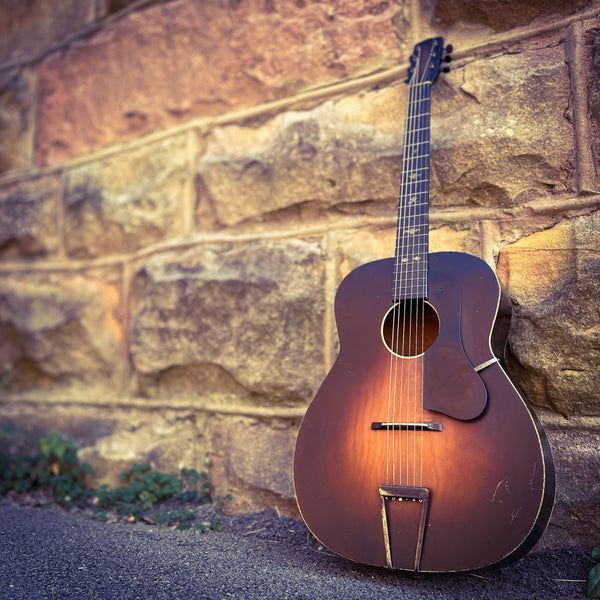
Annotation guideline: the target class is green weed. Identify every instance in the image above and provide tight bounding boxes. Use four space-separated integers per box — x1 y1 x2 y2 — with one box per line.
0 430 229 532
0 431 91 505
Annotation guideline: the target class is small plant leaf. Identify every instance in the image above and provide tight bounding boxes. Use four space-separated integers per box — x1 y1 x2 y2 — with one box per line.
587 563 600 599
592 546 600 561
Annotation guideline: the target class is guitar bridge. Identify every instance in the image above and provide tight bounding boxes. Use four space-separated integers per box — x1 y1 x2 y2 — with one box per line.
371 422 443 432
379 485 430 572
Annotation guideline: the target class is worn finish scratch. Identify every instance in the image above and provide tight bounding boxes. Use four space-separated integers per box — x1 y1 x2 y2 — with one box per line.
529 463 537 490
510 507 523 525
490 477 510 503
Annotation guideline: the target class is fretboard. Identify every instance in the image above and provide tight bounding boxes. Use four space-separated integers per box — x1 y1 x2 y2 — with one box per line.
393 81 431 302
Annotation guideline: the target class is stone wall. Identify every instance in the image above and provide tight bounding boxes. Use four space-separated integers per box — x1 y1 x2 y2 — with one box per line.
1 0 599 550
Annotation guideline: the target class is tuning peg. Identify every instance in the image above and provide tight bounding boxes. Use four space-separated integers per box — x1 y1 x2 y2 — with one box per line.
440 43 453 73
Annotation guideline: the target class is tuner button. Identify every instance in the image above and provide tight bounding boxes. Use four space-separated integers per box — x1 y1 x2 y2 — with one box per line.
442 66 451 73
445 44 453 54
444 55 452 62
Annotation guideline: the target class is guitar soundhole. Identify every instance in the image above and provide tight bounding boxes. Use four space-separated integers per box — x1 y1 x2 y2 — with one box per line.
381 300 440 358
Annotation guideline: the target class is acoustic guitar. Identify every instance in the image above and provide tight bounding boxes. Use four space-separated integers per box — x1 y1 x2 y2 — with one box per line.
293 37 555 573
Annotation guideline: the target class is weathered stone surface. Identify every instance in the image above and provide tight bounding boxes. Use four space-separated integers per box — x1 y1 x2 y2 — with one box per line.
586 26 600 185
0 0 96 63
130 239 326 405
0 174 61 258
78 409 205 488
64 135 189 258
0 268 124 392
228 419 296 498
0 400 205 489
432 45 574 207
542 414 600 549
35 0 401 165
497 213 600 416
0 401 117 457
565 20 599 194
206 415 299 515
0 67 37 174
431 0 595 32
196 91 405 230
197 46 573 231
97 0 141 19
333 225 397 282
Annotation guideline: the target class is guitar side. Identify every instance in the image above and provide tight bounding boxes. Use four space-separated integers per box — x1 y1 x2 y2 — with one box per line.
293 252 555 573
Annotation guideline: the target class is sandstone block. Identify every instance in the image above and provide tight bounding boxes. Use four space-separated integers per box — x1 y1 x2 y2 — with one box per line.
0 400 205 490
35 0 401 165
497 213 600 415
542 415 600 549
78 409 205 488
0 67 37 174
333 226 398 282
196 87 407 230
432 0 594 33
0 268 124 392
0 174 61 258
228 419 296 499
206 415 299 515
586 26 600 185
432 46 574 208
130 239 326 405
64 135 189 258
0 0 96 63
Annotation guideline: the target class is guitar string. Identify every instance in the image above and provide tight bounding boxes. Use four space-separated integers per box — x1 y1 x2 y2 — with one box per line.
388 50 415 487
408 76 422 488
406 79 419 488
409 79 423 489
392 54 422 487
389 46 434 488
414 75 432 489
410 78 420 489
402 64 422 488
402 74 430 488
388 61 415 486
408 71 424 487
418 80 430 489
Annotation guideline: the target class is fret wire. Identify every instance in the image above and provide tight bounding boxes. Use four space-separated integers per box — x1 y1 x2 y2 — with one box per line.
402 164 430 171
406 161 429 171
394 278 428 282
401 125 431 135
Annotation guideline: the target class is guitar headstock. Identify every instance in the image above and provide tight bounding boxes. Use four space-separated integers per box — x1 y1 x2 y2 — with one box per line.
406 37 453 85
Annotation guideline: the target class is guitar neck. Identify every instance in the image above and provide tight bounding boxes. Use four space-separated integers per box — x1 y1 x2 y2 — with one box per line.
393 81 431 302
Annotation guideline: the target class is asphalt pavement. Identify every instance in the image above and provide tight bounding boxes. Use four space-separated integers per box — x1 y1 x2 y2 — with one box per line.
0 499 592 600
